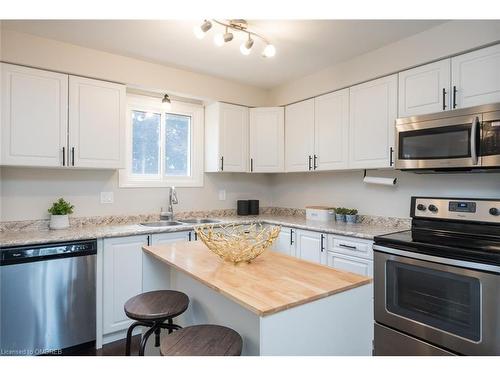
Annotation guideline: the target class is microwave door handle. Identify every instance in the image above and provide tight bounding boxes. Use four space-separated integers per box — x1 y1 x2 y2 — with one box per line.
471 117 479 165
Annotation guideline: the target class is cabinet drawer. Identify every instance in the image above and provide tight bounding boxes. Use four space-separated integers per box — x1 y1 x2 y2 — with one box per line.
328 235 373 260
327 252 373 277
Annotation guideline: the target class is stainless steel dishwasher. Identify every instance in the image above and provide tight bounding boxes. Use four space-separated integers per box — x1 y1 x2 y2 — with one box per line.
1 240 97 355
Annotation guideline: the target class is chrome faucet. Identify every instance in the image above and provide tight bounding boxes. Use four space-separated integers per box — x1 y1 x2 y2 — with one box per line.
160 186 178 221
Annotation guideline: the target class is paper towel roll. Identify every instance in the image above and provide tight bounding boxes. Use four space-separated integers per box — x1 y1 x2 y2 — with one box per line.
363 176 397 186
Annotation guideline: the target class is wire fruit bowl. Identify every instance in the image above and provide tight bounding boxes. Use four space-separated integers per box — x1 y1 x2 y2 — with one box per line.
195 223 281 264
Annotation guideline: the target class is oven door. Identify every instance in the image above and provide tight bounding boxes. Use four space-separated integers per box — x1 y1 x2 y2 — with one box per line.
395 113 482 170
374 246 500 355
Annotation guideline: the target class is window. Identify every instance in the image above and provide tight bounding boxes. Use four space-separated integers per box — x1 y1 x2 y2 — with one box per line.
119 95 204 187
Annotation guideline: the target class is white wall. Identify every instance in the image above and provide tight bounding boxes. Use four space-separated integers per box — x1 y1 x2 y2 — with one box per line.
0 167 272 221
0 29 270 107
269 20 500 105
269 170 500 218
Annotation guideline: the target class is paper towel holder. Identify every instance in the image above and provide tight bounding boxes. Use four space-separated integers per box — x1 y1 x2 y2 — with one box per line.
363 169 398 186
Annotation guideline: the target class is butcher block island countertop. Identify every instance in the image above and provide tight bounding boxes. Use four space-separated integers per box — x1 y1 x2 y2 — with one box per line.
143 241 372 317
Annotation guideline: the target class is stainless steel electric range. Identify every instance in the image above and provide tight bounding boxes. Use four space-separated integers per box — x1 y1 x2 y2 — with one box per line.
373 197 500 356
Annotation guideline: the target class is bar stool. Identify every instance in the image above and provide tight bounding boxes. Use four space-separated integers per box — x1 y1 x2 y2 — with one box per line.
124 290 189 356
160 324 243 356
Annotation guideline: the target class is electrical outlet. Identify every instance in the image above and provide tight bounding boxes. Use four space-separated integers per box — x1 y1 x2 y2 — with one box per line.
218 189 226 201
100 192 114 204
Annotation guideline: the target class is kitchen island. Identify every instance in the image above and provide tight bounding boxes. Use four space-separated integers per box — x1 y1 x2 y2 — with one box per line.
142 241 373 355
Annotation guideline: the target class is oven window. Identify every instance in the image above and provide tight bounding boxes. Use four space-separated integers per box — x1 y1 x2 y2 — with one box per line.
399 125 471 160
386 261 480 341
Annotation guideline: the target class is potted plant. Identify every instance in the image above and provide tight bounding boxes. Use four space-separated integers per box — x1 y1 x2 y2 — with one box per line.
345 209 359 224
48 198 74 230
335 207 347 222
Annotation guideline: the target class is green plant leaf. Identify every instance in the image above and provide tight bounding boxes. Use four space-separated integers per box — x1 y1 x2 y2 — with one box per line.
48 198 74 215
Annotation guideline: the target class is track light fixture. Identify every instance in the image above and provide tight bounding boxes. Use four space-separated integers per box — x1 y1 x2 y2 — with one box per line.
193 19 276 58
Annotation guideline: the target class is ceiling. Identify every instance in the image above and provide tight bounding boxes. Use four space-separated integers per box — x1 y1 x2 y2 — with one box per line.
2 20 445 89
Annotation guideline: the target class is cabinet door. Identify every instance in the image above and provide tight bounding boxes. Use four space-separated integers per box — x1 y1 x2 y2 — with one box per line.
296 230 327 265
327 252 373 277
398 59 451 117
272 226 295 256
103 235 147 334
1 63 68 167
219 103 249 172
452 44 500 109
69 76 125 169
249 107 284 172
285 99 314 172
314 89 349 170
150 231 189 245
349 74 397 169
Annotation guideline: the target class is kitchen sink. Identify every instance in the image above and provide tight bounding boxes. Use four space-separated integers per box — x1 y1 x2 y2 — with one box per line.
140 221 184 227
177 218 220 224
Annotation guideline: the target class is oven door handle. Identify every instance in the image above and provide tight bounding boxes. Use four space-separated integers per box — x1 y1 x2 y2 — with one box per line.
373 244 500 273
471 116 479 166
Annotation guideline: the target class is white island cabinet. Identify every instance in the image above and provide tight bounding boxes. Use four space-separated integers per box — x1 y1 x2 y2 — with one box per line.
142 241 373 355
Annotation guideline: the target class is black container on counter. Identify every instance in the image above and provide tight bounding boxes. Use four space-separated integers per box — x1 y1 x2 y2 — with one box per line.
248 200 259 215
237 200 250 216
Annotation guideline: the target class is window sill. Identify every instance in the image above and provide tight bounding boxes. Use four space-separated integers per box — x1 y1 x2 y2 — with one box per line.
118 170 204 188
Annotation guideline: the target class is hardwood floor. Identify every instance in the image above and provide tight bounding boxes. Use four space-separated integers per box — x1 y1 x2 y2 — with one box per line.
60 335 141 356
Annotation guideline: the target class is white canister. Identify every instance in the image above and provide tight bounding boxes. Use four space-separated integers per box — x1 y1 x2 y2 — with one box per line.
306 206 335 222
49 214 70 230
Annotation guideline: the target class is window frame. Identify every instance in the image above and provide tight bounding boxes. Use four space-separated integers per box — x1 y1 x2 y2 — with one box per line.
119 95 204 188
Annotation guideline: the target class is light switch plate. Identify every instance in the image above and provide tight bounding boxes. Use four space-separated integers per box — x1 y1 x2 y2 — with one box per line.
100 192 114 204
218 189 226 201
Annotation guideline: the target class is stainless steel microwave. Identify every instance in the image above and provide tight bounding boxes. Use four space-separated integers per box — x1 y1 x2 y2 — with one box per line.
395 103 500 171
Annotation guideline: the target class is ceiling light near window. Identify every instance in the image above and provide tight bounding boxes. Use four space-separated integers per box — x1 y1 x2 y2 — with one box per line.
162 94 172 112
240 36 254 55
262 44 276 58
193 20 212 39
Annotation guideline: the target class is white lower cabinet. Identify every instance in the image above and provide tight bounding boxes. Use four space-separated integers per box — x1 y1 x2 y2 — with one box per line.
295 229 327 265
150 231 190 245
327 252 373 277
272 226 296 256
102 231 191 338
102 235 147 335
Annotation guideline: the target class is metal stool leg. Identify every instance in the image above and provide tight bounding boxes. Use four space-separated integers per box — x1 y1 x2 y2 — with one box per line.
139 322 161 356
167 318 173 334
154 325 162 347
125 321 146 356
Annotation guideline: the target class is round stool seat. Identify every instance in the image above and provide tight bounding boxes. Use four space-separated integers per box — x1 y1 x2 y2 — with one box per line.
160 324 242 356
124 290 189 322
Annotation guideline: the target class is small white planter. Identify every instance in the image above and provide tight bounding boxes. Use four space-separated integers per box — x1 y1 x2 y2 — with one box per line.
50 214 70 230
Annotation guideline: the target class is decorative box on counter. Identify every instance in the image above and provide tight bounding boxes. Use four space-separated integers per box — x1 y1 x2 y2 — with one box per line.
306 206 335 222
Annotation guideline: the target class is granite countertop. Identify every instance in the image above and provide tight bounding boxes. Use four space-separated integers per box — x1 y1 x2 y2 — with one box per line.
144 240 372 316
0 214 409 247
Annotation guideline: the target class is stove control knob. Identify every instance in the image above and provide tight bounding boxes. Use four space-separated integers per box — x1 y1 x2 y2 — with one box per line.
490 208 499 216
428 204 438 213
416 204 426 211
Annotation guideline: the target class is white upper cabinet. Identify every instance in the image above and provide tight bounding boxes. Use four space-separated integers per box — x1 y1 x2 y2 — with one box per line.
398 59 451 117
349 74 398 169
1 63 68 167
314 89 349 170
205 102 249 172
69 76 125 169
249 107 284 173
451 43 500 109
285 99 315 172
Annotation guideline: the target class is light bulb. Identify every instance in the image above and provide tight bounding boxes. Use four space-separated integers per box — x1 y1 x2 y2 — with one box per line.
214 33 224 47
162 94 172 112
262 44 276 58
240 37 254 55
193 26 205 39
